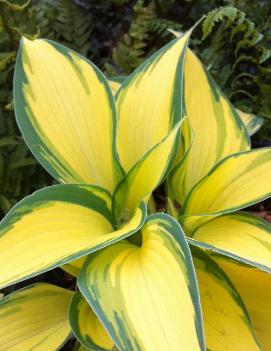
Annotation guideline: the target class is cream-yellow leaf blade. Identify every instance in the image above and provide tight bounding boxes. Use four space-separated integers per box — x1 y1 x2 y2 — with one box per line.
62 257 86 277
113 122 181 223
0 283 73 351
14 38 123 192
214 258 271 351
192 212 271 271
191 247 261 351
189 238 271 350
0 184 146 289
237 108 264 136
182 147 271 232
69 292 114 350
78 214 205 351
116 30 192 172
170 49 249 204
108 77 125 96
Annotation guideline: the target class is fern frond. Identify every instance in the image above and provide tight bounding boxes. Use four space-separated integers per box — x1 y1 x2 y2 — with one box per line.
0 0 31 11
150 18 182 38
0 52 16 70
34 0 93 55
259 47 271 64
202 6 239 39
108 0 157 74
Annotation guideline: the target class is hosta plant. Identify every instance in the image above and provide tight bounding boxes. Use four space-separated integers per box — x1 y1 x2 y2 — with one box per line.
0 23 270 351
